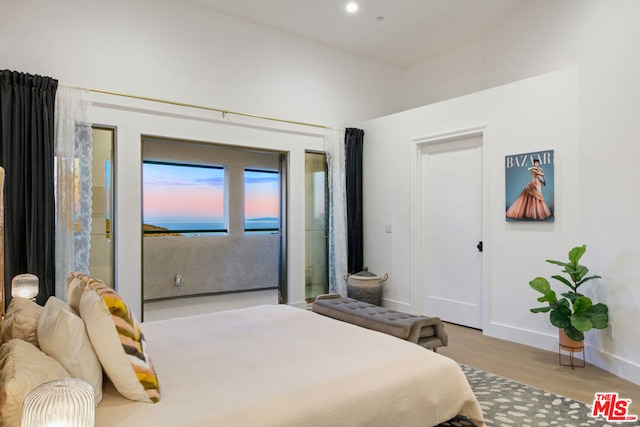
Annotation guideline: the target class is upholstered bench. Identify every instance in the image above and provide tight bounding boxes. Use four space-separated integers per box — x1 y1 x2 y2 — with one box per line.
312 294 448 351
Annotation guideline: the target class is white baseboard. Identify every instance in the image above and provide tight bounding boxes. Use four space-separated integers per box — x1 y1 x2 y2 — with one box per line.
288 300 309 309
484 321 640 386
382 298 412 312
586 345 640 386
483 321 557 350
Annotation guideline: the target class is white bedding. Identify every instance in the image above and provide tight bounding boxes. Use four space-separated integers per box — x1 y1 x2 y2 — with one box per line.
96 305 485 427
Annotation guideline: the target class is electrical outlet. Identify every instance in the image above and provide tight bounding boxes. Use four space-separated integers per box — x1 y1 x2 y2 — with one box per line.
385 223 392 233
606 322 614 338
175 274 184 286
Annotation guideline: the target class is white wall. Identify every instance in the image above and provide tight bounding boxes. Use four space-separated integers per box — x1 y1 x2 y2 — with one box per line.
400 0 584 111
362 68 579 314
0 0 402 127
364 0 640 384
91 93 328 317
4 0 640 384
0 0 404 317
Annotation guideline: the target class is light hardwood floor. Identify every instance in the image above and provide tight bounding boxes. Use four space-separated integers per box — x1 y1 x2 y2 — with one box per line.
439 322 640 415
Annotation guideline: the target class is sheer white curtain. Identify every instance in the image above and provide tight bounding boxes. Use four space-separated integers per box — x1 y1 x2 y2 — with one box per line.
54 87 93 300
324 129 348 296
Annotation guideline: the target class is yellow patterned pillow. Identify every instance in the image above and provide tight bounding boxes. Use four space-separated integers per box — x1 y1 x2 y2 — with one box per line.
70 272 160 403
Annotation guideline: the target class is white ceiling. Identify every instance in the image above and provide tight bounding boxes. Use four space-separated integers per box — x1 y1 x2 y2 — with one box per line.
182 0 526 68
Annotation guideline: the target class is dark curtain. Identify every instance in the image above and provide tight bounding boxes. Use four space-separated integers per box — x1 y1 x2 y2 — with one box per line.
0 70 58 307
345 127 364 273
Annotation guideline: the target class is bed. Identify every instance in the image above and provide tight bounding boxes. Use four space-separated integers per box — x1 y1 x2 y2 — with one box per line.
96 304 484 426
0 272 484 427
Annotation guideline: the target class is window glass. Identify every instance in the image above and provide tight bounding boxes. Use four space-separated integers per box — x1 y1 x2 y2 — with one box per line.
304 152 328 303
244 169 279 234
90 127 115 287
143 161 225 236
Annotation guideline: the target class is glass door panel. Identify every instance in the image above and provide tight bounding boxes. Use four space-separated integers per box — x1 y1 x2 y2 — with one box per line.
89 126 115 288
305 152 328 303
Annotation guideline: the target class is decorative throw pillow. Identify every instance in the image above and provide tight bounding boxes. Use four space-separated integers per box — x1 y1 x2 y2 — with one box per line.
0 339 71 427
0 297 43 347
37 296 103 404
78 277 160 403
66 271 104 313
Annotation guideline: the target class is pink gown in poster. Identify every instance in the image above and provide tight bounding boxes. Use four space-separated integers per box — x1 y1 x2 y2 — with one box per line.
506 164 551 220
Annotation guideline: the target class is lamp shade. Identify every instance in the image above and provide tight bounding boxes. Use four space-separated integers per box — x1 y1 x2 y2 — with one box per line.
11 273 39 300
21 378 95 427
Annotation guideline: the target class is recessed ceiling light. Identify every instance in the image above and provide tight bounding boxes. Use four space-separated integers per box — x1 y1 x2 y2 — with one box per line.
346 2 359 13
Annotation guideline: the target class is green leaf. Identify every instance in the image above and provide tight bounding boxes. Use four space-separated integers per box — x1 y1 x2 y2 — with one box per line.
550 274 575 289
567 265 588 283
529 278 558 304
550 309 571 329
564 326 584 342
556 298 571 312
584 303 609 329
590 302 609 315
586 313 609 329
568 245 586 265
576 275 602 287
546 259 570 269
529 277 551 294
561 292 583 302
572 296 593 314
562 264 581 274
530 307 552 313
570 314 593 331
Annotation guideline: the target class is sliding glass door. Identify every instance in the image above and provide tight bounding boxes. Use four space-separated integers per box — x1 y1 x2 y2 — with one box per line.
89 126 116 288
141 137 284 310
305 152 329 303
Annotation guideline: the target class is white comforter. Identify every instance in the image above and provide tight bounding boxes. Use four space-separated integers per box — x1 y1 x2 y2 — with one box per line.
96 305 485 426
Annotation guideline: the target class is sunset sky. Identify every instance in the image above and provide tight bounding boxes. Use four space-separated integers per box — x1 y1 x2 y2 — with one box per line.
143 162 278 224
244 169 279 219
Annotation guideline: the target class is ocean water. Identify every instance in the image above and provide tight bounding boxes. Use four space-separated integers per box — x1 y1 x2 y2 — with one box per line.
147 219 279 232
244 219 279 230
148 220 225 231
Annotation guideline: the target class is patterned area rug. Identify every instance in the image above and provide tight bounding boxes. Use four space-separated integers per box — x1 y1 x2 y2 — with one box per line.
437 364 634 427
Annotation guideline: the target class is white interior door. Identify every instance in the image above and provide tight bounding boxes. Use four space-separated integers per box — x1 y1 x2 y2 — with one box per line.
421 136 483 329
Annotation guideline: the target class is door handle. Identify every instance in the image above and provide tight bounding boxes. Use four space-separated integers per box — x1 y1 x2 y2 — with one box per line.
477 241 483 252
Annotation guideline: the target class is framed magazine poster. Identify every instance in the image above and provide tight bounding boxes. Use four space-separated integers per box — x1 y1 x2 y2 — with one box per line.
505 149 554 222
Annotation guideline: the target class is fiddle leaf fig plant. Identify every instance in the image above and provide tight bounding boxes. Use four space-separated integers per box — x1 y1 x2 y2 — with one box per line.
529 245 609 342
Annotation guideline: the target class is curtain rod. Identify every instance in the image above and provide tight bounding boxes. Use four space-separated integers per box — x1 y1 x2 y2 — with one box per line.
82 87 331 130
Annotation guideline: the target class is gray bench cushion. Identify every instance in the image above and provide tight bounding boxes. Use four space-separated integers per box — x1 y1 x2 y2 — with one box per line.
312 294 448 350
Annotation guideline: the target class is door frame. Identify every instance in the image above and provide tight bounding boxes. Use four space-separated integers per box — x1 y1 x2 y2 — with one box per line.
410 125 489 329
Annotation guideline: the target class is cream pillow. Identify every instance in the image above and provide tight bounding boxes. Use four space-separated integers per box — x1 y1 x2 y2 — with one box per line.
66 272 97 313
37 296 103 404
79 279 160 403
0 339 71 427
0 297 43 347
